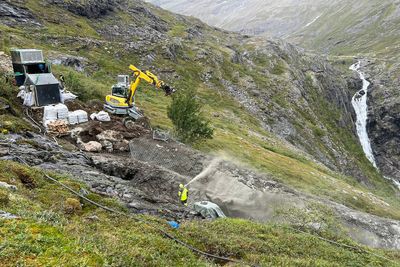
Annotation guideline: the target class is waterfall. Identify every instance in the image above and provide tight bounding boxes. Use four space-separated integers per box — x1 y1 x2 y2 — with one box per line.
350 62 378 169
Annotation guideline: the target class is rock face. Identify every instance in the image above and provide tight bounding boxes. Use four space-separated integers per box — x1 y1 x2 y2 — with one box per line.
216 39 364 180
365 60 400 184
48 0 121 18
0 1 39 26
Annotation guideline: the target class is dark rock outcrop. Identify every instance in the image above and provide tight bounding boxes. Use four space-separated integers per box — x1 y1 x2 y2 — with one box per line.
0 1 40 26
367 61 400 183
48 0 121 18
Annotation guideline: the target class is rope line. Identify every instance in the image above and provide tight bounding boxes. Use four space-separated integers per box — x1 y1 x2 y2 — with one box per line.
12 154 396 265
13 156 255 267
5 110 397 265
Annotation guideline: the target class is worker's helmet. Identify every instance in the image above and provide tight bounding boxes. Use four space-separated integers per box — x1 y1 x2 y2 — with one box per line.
179 184 184 189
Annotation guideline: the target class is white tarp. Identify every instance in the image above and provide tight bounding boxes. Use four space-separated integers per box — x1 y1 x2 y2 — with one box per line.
23 92 35 107
17 86 26 99
90 111 111 122
61 91 77 103
193 201 226 219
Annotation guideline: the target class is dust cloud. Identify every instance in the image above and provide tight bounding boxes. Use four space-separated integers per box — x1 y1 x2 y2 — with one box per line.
188 157 302 221
185 158 221 186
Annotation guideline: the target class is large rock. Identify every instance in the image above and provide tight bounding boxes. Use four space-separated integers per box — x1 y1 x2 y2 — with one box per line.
79 141 102 152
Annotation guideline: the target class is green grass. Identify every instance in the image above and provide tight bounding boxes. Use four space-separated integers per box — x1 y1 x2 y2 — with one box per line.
1 160 399 267
0 0 399 229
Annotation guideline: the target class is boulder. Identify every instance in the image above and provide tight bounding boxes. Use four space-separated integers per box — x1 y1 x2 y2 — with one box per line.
79 141 102 152
96 130 124 143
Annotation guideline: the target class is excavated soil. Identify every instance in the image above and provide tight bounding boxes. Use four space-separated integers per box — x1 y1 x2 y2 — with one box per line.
76 120 150 143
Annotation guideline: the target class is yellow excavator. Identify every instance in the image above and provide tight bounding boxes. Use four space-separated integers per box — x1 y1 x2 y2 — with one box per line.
104 64 174 123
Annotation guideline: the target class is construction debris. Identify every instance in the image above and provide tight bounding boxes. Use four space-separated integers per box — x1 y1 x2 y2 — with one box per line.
47 120 69 136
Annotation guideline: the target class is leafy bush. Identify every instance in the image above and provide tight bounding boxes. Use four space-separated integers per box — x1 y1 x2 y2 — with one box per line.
0 189 9 206
63 198 82 215
167 88 213 143
64 71 104 102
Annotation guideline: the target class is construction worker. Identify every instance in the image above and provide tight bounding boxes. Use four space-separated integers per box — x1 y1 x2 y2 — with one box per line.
59 74 65 89
178 184 189 206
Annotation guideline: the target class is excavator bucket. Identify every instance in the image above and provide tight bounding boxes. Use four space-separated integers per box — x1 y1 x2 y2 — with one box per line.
162 84 175 96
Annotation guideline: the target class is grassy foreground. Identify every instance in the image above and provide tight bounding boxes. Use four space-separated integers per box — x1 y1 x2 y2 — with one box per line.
0 160 399 267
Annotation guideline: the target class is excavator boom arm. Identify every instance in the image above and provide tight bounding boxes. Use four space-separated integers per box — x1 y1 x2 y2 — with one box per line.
126 65 174 106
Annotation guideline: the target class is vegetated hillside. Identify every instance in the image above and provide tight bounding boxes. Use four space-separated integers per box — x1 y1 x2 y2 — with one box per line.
1 0 400 264
1 0 399 218
147 0 400 187
146 0 399 56
291 1 400 184
1 160 399 266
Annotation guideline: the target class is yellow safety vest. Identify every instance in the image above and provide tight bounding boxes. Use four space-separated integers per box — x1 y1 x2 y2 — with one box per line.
178 187 188 202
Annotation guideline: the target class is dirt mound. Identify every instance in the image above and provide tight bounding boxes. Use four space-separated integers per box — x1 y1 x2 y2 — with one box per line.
78 120 150 143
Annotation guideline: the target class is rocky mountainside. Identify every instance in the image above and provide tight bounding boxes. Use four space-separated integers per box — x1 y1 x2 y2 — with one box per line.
146 0 332 37
2 0 399 218
147 0 400 56
147 0 400 185
0 0 380 184
1 0 400 264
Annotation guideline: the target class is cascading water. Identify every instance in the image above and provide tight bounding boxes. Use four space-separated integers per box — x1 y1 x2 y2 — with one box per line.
350 62 378 169
351 62 400 190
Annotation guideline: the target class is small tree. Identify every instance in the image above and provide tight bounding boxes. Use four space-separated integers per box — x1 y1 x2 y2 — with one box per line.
167 88 213 143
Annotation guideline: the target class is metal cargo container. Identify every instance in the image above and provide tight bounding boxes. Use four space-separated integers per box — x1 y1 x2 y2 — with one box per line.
25 73 61 106
11 49 44 64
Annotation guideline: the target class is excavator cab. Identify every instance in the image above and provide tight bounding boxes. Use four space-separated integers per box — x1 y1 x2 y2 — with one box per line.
111 75 129 98
111 85 127 98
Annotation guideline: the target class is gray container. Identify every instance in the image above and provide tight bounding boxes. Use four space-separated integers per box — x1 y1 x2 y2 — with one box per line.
11 49 44 64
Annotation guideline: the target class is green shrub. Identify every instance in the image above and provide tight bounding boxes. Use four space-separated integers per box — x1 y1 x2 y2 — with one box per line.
167 88 213 143
64 198 82 215
0 189 9 205
0 115 32 133
64 71 103 102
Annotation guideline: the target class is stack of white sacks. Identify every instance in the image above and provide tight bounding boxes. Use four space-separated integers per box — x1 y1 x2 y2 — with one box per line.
56 104 69 122
43 105 58 127
68 110 89 125
43 104 88 127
